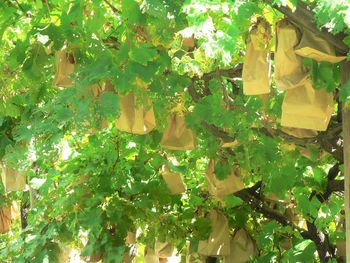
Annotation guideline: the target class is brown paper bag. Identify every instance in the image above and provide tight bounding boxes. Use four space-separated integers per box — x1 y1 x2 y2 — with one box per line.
281 127 318 138
1 163 26 192
281 78 333 131
160 114 196 150
182 36 196 49
279 237 293 251
123 244 137 263
220 139 239 148
161 165 186 195
242 23 271 95
126 231 136 245
335 218 346 258
115 93 156 135
295 29 346 63
144 247 159 263
54 49 75 88
83 251 103 262
274 20 308 90
123 231 137 262
155 242 175 258
205 160 244 198
285 206 308 230
223 229 258 263
122 252 135 263
198 210 230 256
186 253 206 263
82 239 104 263
336 240 346 258
0 207 12 233
58 244 71 263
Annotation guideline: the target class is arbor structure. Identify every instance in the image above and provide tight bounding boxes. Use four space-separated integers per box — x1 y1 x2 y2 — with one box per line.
0 0 349 262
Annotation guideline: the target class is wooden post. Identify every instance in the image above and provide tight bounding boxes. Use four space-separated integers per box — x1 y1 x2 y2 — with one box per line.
341 61 350 263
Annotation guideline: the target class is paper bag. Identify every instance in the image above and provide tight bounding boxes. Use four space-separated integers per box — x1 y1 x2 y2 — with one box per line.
205 160 244 198
144 247 159 263
58 244 71 263
123 244 137 263
295 29 346 63
336 240 346 257
155 242 175 258
285 207 308 230
161 165 186 195
281 78 333 131
182 36 196 49
281 127 318 138
115 93 156 135
1 163 26 192
198 210 230 256
186 253 206 263
220 139 239 148
242 23 271 95
82 240 103 263
274 20 308 90
0 207 12 233
126 231 136 245
160 114 196 150
223 229 258 263
122 252 135 263
54 49 75 88
335 218 346 258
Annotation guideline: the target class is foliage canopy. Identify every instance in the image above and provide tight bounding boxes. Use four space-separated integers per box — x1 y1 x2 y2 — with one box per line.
0 0 349 262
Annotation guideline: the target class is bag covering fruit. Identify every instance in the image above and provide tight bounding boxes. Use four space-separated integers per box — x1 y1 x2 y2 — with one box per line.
160 113 196 150
1 163 26 192
223 229 258 263
281 78 333 131
54 49 75 88
242 20 271 95
274 20 308 90
115 92 156 135
161 165 186 195
198 210 230 256
205 160 244 198
0 207 12 233
295 29 346 63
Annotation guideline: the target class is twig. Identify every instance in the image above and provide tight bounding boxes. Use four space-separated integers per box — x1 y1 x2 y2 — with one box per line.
104 0 121 15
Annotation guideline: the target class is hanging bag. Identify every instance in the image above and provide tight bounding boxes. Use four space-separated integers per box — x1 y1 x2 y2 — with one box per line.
223 229 258 263
155 241 175 259
1 163 26 192
197 210 230 256
144 247 159 263
281 78 333 131
205 160 244 198
281 127 318 138
0 207 12 233
54 49 75 88
285 205 308 230
242 20 271 95
160 113 196 150
115 92 156 135
274 20 308 90
295 29 346 63
161 165 186 195
335 218 346 259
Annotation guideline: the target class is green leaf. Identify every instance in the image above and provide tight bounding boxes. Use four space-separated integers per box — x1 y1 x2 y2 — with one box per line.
128 46 157 66
340 80 350 102
214 160 231 180
100 92 120 118
122 0 142 24
224 195 243 208
285 240 316 262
